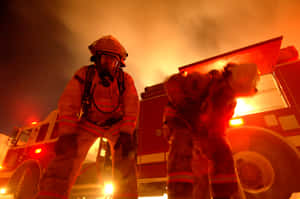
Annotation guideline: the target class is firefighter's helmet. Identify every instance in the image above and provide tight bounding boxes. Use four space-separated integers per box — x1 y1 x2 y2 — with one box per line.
164 72 210 110
89 35 128 66
225 63 259 97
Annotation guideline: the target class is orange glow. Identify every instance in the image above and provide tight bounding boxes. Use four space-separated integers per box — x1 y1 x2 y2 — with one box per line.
258 70 261 75
0 188 6 194
0 165 3 170
35 148 42 154
214 60 227 70
229 118 244 126
233 98 255 117
31 121 38 125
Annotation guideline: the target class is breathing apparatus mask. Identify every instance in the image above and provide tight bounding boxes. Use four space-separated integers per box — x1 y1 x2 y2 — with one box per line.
91 52 122 87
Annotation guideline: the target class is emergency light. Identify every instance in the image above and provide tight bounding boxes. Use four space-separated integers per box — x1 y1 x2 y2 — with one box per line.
104 182 114 195
229 118 244 126
34 148 42 154
0 188 6 194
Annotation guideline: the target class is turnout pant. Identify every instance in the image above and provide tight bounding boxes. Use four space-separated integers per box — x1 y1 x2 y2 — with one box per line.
34 129 138 199
166 126 239 199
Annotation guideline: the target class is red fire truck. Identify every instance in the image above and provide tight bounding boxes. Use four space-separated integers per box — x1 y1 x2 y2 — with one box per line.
0 110 113 199
0 36 299 199
137 36 300 199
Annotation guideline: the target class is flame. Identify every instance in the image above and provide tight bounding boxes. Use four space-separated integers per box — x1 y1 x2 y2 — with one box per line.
214 60 228 70
233 98 255 117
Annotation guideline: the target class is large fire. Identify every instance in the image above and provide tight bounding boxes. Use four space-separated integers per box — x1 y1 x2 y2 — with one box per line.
233 98 256 117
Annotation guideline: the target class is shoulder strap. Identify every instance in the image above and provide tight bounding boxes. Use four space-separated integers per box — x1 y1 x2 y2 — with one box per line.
117 68 125 95
78 65 96 119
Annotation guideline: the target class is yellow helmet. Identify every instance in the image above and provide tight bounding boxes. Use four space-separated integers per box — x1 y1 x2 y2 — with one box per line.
88 35 128 65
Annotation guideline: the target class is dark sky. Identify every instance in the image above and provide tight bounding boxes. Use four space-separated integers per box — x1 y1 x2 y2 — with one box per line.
1 0 300 134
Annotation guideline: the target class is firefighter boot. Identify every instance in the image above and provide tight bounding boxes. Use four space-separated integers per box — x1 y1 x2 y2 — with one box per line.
168 182 193 199
229 185 246 199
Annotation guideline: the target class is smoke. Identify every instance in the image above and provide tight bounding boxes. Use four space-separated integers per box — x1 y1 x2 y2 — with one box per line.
0 0 74 132
1 0 300 133
54 0 300 89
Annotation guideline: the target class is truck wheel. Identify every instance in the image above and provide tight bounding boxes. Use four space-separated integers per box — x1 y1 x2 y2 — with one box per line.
227 126 300 199
8 161 40 199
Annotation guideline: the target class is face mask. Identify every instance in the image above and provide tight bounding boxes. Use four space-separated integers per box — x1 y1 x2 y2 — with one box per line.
94 53 120 86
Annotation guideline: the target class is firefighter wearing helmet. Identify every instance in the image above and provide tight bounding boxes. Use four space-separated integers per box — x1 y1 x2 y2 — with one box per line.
32 35 139 199
163 63 259 199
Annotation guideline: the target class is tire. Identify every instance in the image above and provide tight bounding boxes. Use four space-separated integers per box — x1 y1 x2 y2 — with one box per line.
227 127 300 199
8 161 40 199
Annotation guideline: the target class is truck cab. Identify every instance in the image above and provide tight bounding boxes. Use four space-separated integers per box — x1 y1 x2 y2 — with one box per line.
0 110 111 199
0 110 59 198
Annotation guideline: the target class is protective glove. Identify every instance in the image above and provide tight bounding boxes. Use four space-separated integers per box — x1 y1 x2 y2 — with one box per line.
114 132 136 157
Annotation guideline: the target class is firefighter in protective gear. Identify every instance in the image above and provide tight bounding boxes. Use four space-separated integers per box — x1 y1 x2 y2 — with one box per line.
163 63 259 199
32 35 139 199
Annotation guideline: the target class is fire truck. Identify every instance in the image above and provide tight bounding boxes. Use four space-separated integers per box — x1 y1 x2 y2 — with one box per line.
0 110 113 199
137 36 300 199
0 36 299 199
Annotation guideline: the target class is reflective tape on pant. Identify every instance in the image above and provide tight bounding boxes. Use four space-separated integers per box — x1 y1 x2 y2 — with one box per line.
211 173 238 184
168 171 195 183
164 106 177 117
119 118 136 133
38 191 67 199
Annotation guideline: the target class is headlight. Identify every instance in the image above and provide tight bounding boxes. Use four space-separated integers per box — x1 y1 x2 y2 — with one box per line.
0 188 7 194
104 182 114 196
